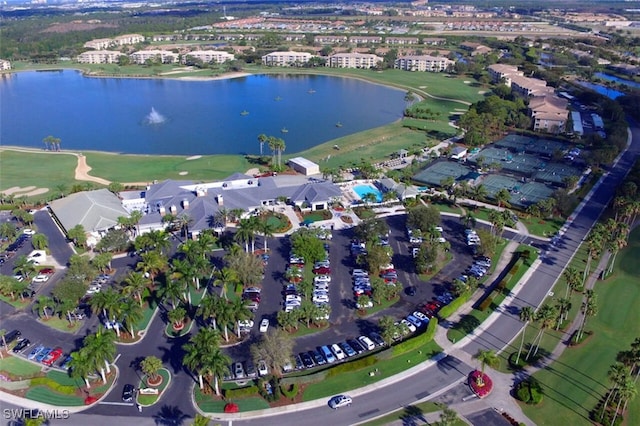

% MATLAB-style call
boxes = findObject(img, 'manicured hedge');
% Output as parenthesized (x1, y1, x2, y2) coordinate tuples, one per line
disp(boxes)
(280, 383, 299, 399)
(479, 297, 493, 311)
(29, 377, 76, 395)
(280, 369, 327, 386)
(515, 378, 544, 405)
(438, 291, 471, 319)
(223, 385, 259, 399)
(392, 317, 439, 356)
(326, 356, 377, 377)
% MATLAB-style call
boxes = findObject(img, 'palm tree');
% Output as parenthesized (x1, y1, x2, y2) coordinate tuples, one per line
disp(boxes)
(257, 133, 268, 156)
(577, 289, 598, 341)
(183, 327, 223, 391)
(515, 306, 535, 365)
(183, 340, 206, 390)
(83, 330, 117, 383)
(89, 288, 121, 321)
(191, 414, 211, 426)
(602, 363, 630, 419)
(0, 329, 7, 355)
(197, 294, 222, 329)
(258, 220, 276, 251)
(475, 349, 499, 385)
(584, 225, 605, 284)
(34, 295, 55, 320)
(235, 218, 254, 252)
(31, 233, 48, 250)
(230, 298, 252, 337)
(140, 356, 163, 384)
(119, 298, 143, 337)
(213, 267, 237, 300)
(555, 297, 572, 329)
(495, 188, 511, 208)
(168, 306, 187, 329)
(176, 213, 193, 238)
(122, 271, 147, 307)
(67, 224, 87, 248)
(203, 348, 230, 396)
(528, 304, 557, 359)
(612, 378, 637, 425)
(470, 184, 488, 201)
(68, 349, 93, 388)
(216, 301, 235, 342)
(161, 278, 185, 310)
(12, 255, 36, 279)
(563, 266, 582, 298)
(129, 210, 143, 237)
(137, 250, 167, 287)
(606, 222, 629, 276)
(197, 232, 217, 256)
(277, 309, 299, 332)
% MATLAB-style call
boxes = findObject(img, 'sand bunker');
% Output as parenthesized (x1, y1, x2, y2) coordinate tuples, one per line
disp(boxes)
(24, 188, 49, 197)
(419, 86, 427, 89)
(186, 155, 202, 161)
(179, 171, 188, 176)
(246, 168, 260, 176)
(478, 90, 487, 94)
(1, 186, 36, 195)
(464, 80, 471, 84)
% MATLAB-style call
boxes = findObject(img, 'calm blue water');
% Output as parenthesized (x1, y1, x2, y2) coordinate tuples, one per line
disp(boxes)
(0, 70, 406, 155)
(576, 81, 625, 100)
(594, 72, 640, 89)
(353, 184, 383, 202)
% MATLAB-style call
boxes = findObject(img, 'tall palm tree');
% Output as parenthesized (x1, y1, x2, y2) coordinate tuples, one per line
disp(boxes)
(183, 342, 206, 390)
(555, 297, 572, 329)
(235, 219, 255, 252)
(203, 348, 230, 396)
(577, 289, 598, 341)
(12, 255, 36, 279)
(89, 288, 121, 322)
(528, 304, 557, 360)
(612, 378, 637, 425)
(606, 223, 629, 275)
(69, 349, 93, 388)
(183, 327, 222, 390)
(213, 267, 237, 300)
(83, 329, 117, 383)
(230, 298, 252, 338)
(602, 362, 630, 419)
(584, 225, 605, 284)
(137, 250, 167, 287)
(215, 300, 235, 342)
(563, 266, 582, 298)
(122, 271, 147, 307)
(516, 306, 535, 365)
(257, 133, 268, 156)
(129, 210, 143, 237)
(197, 232, 217, 256)
(160, 278, 185, 310)
(475, 349, 499, 385)
(178, 240, 202, 263)
(119, 298, 143, 337)
(258, 220, 276, 251)
(33, 295, 55, 319)
(470, 184, 488, 201)
(197, 294, 222, 329)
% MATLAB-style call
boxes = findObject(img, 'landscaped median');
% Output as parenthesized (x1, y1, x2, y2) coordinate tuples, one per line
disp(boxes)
(195, 319, 441, 413)
(137, 368, 171, 407)
(0, 355, 115, 406)
(445, 245, 539, 345)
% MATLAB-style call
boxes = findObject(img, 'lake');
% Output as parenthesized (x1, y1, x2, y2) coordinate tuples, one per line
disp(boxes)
(0, 70, 406, 155)
(594, 72, 640, 90)
(576, 80, 625, 100)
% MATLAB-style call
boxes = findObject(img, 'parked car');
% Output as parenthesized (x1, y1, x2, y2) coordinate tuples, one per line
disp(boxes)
(347, 338, 366, 354)
(122, 384, 135, 402)
(328, 394, 352, 409)
(312, 266, 331, 275)
(358, 336, 375, 351)
(12, 338, 30, 353)
(401, 319, 416, 333)
(300, 352, 315, 369)
(310, 349, 326, 366)
(245, 362, 257, 379)
(35, 347, 53, 363)
(233, 362, 246, 379)
(257, 360, 269, 376)
(32, 274, 50, 283)
(330, 344, 346, 361)
(294, 354, 304, 370)
(59, 355, 72, 370)
(259, 318, 269, 333)
(42, 347, 64, 366)
(369, 332, 386, 347)
(339, 341, 356, 358)
(27, 345, 45, 360)
(4, 330, 21, 345)
(406, 315, 423, 329)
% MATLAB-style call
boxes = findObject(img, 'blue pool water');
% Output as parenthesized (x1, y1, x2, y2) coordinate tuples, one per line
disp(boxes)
(353, 184, 383, 203)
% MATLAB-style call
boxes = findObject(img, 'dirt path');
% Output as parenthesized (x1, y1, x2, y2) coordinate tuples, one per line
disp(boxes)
(75, 154, 111, 185)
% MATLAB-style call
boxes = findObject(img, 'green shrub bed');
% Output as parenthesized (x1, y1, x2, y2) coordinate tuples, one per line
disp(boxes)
(515, 378, 544, 405)
(223, 385, 259, 399)
(326, 356, 377, 377)
(29, 377, 76, 395)
(438, 291, 471, 319)
(392, 317, 438, 356)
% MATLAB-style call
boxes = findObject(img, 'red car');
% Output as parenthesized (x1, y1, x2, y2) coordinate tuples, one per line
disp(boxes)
(313, 267, 331, 275)
(42, 347, 63, 366)
(39, 268, 55, 275)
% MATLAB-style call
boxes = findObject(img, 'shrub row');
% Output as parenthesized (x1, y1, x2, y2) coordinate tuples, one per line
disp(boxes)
(514, 378, 544, 405)
(280, 369, 327, 386)
(478, 297, 493, 312)
(326, 356, 377, 377)
(223, 385, 259, 399)
(392, 317, 439, 356)
(438, 290, 471, 319)
(29, 377, 76, 395)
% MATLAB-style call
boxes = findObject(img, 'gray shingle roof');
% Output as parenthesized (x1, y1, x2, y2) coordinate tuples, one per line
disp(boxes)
(49, 188, 129, 233)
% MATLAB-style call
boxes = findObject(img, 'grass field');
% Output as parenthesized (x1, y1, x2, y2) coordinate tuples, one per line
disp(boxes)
(38, 316, 83, 333)
(0, 150, 77, 197)
(0, 356, 43, 377)
(360, 401, 466, 426)
(520, 227, 640, 426)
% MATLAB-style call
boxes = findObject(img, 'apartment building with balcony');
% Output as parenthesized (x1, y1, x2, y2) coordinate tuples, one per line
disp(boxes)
(184, 50, 235, 64)
(327, 52, 382, 69)
(130, 50, 179, 64)
(77, 50, 125, 64)
(261, 51, 313, 67)
(395, 55, 454, 72)
(487, 63, 524, 87)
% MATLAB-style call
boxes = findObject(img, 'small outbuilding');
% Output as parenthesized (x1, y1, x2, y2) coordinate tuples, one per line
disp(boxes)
(450, 145, 468, 160)
(288, 157, 320, 176)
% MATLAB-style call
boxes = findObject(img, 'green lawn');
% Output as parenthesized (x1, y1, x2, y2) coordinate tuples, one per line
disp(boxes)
(38, 316, 83, 333)
(0, 150, 77, 197)
(519, 215, 565, 238)
(138, 368, 171, 406)
(521, 228, 640, 426)
(25, 386, 85, 406)
(0, 356, 43, 378)
(0, 294, 31, 309)
(302, 341, 442, 401)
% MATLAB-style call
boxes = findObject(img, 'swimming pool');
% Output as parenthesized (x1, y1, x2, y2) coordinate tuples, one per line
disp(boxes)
(353, 184, 383, 203)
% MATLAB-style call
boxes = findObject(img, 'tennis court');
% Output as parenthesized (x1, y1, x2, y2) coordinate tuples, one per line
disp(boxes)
(533, 162, 582, 185)
(494, 134, 568, 158)
(413, 161, 476, 186)
(480, 174, 554, 208)
(468, 147, 542, 176)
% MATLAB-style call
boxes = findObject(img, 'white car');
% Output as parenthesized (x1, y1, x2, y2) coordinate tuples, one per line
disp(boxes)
(434, 226, 444, 232)
(32, 274, 50, 283)
(313, 295, 330, 303)
(314, 275, 331, 283)
(238, 320, 254, 331)
(285, 299, 301, 307)
(86, 286, 101, 294)
(413, 311, 429, 323)
(314, 283, 329, 292)
(328, 394, 352, 409)
(285, 295, 302, 303)
(259, 319, 269, 333)
(22, 228, 36, 235)
(400, 319, 416, 333)
(257, 360, 269, 376)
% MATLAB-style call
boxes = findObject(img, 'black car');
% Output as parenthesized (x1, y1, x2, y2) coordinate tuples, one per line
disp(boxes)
(122, 384, 135, 402)
(310, 349, 326, 365)
(300, 352, 315, 369)
(369, 332, 386, 347)
(347, 338, 365, 354)
(4, 330, 21, 345)
(12, 338, 30, 353)
(405, 286, 417, 296)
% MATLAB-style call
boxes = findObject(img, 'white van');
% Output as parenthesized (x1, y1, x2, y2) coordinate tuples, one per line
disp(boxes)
(358, 335, 375, 351)
(331, 344, 346, 361)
